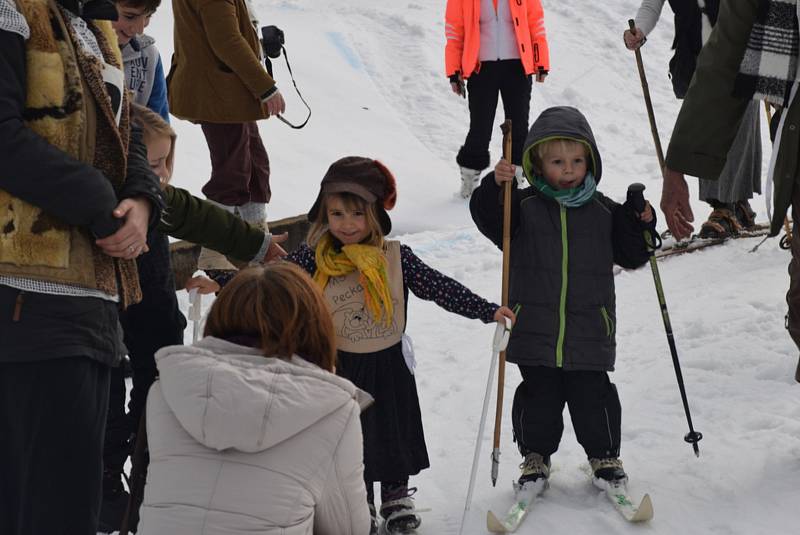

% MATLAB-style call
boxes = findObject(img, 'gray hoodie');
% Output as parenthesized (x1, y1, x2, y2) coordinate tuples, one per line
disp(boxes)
(122, 34, 169, 120)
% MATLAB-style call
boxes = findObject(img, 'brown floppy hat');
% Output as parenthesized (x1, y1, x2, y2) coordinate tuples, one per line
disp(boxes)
(307, 156, 398, 235)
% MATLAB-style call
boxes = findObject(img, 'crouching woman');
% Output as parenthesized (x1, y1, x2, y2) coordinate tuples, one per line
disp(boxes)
(138, 262, 373, 535)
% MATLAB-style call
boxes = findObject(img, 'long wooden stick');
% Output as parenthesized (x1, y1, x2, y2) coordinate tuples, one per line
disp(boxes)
(629, 19, 665, 173)
(491, 119, 513, 486)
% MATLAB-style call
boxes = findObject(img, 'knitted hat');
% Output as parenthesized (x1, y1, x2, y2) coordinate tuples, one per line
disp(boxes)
(308, 156, 398, 235)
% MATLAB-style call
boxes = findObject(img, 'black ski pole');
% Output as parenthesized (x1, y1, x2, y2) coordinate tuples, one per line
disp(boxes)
(628, 183, 703, 457)
(120, 410, 149, 535)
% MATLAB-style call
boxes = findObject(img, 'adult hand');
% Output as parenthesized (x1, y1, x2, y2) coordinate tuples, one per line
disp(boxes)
(661, 167, 694, 240)
(263, 90, 286, 117)
(623, 27, 646, 50)
(494, 305, 516, 326)
(95, 197, 151, 259)
(186, 275, 220, 295)
(450, 72, 466, 97)
(265, 232, 288, 262)
(494, 159, 516, 186)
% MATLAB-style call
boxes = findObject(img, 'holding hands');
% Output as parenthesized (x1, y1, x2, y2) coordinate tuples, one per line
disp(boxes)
(95, 197, 152, 260)
(265, 232, 289, 262)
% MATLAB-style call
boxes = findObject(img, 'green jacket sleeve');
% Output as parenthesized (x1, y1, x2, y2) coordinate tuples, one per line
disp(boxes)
(664, 0, 759, 180)
(158, 185, 268, 262)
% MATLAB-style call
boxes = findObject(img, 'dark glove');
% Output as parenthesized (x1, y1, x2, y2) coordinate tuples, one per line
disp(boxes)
(622, 198, 656, 229)
(449, 72, 466, 98)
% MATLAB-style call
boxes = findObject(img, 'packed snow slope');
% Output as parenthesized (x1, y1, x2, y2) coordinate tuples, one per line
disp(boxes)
(145, 0, 798, 533)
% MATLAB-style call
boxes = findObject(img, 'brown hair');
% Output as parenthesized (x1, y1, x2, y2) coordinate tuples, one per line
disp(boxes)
(115, 0, 162, 15)
(306, 192, 385, 247)
(130, 103, 176, 186)
(204, 263, 337, 371)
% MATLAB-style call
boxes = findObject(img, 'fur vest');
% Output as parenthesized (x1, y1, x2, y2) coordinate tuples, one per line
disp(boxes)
(0, 0, 141, 306)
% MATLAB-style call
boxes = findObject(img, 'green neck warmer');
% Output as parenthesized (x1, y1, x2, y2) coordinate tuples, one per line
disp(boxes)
(532, 172, 597, 208)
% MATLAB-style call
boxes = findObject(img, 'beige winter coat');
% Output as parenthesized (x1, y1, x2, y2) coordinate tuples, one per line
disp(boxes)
(138, 337, 372, 535)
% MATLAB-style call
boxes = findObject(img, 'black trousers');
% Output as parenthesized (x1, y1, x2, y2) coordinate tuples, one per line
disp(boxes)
(512, 365, 621, 460)
(104, 231, 186, 474)
(0, 357, 110, 535)
(457, 59, 532, 171)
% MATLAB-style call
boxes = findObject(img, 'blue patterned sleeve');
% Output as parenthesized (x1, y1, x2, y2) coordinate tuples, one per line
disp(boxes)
(285, 244, 317, 275)
(400, 244, 498, 323)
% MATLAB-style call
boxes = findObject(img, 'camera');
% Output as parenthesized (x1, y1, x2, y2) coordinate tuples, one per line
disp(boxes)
(261, 25, 285, 59)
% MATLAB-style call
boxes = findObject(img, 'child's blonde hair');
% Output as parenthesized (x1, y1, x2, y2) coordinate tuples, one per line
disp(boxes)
(524, 138, 591, 176)
(131, 103, 176, 187)
(306, 192, 385, 248)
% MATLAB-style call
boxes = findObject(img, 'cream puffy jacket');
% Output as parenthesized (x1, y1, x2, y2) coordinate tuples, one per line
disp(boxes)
(138, 337, 372, 535)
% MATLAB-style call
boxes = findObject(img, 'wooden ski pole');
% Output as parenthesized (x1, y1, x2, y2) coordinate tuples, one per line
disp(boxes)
(629, 19, 666, 174)
(491, 119, 513, 486)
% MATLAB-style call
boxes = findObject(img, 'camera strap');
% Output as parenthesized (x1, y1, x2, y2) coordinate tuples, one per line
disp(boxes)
(273, 45, 311, 129)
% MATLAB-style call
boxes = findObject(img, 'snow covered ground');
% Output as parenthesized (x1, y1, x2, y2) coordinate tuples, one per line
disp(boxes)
(142, 0, 799, 533)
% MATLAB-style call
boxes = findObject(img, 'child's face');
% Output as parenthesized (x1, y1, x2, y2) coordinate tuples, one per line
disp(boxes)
(145, 134, 171, 183)
(113, 4, 152, 46)
(540, 143, 588, 190)
(326, 195, 370, 245)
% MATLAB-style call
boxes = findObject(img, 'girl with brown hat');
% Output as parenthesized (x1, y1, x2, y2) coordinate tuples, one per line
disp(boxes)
(285, 156, 516, 534)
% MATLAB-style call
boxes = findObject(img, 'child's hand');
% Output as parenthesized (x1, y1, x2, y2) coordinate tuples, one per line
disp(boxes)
(639, 201, 654, 224)
(186, 275, 220, 295)
(494, 305, 516, 327)
(494, 160, 516, 186)
(265, 232, 288, 262)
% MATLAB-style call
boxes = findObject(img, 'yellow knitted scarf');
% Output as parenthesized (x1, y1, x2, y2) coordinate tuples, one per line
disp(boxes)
(314, 233, 394, 326)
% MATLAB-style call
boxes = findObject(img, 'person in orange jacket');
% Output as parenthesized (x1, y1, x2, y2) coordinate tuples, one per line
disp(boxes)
(445, 0, 550, 198)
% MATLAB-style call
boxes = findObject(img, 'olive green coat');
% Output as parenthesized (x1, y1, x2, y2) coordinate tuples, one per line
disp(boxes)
(158, 185, 266, 262)
(665, 0, 800, 236)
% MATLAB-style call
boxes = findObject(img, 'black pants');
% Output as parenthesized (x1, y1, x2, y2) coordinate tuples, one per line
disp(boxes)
(457, 59, 532, 171)
(512, 365, 621, 460)
(0, 357, 110, 535)
(104, 231, 186, 475)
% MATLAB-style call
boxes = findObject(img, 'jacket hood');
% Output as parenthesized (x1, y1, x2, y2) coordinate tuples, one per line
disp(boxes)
(122, 34, 156, 60)
(522, 106, 603, 184)
(154, 337, 372, 453)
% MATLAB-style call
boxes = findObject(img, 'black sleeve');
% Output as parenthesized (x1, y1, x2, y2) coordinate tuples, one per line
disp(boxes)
(468, 172, 525, 249)
(605, 194, 656, 269)
(119, 124, 165, 229)
(0, 31, 120, 238)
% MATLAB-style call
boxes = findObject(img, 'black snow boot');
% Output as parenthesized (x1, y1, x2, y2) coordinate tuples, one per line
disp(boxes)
(98, 468, 130, 533)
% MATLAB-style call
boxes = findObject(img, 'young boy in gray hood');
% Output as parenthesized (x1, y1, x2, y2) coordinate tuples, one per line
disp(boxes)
(114, 0, 169, 121)
(470, 106, 655, 491)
